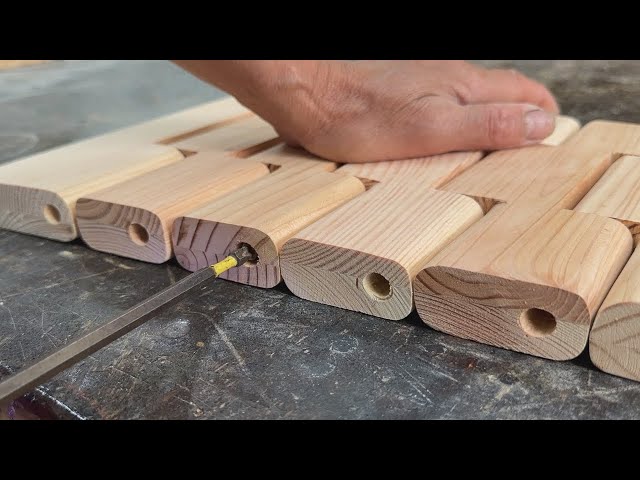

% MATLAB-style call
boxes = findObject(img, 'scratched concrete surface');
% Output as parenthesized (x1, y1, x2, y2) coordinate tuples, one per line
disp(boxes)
(1, 60, 640, 419)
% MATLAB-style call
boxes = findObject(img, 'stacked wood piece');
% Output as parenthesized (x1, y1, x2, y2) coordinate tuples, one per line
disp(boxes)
(172, 145, 365, 288)
(6, 96, 640, 384)
(576, 156, 640, 381)
(414, 120, 640, 361)
(76, 116, 279, 263)
(0, 97, 251, 241)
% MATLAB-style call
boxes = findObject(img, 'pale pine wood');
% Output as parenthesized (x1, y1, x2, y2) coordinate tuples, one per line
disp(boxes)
(540, 116, 581, 146)
(0, 96, 251, 241)
(166, 115, 280, 157)
(105, 97, 250, 144)
(280, 152, 484, 320)
(336, 151, 482, 186)
(413, 119, 640, 361)
(76, 154, 270, 263)
(277, 115, 579, 320)
(282, 184, 483, 320)
(248, 143, 339, 172)
(75, 116, 279, 262)
(172, 152, 365, 288)
(0, 141, 183, 241)
(0, 60, 48, 70)
(576, 155, 640, 244)
(589, 250, 640, 381)
(573, 155, 640, 381)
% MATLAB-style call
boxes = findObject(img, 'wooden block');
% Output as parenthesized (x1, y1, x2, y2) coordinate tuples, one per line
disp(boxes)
(589, 248, 640, 381)
(75, 116, 278, 263)
(107, 97, 251, 144)
(278, 116, 579, 320)
(413, 119, 640, 361)
(0, 60, 48, 70)
(575, 155, 640, 381)
(0, 96, 251, 241)
(540, 116, 581, 146)
(172, 148, 365, 288)
(576, 155, 640, 242)
(0, 141, 183, 241)
(280, 152, 484, 320)
(166, 115, 280, 156)
(336, 151, 482, 186)
(76, 155, 270, 264)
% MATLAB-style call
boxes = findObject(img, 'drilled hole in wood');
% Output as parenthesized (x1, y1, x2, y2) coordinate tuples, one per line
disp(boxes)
(363, 273, 392, 300)
(43, 204, 61, 225)
(238, 243, 258, 267)
(519, 308, 556, 337)
(128, 223, 149, 246)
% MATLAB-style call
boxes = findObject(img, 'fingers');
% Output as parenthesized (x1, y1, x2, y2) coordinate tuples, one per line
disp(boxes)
(409, 100, 557, 154)
(461, 68, 560, 114)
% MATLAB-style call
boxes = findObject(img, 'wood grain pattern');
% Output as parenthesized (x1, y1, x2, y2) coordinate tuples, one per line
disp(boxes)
(166, 115, 279, 156)
(0, 141, 183, 241)
(336, 151, 483, 186)
(76, 154, 270, 263)
(278, 116, 579, 320)
(282, 184, 483, 320)
(172, 155, 365, 288)
(75, 116, 279, 262)
(280, 152, 484, 319)
(576, 155, 640, 241)
(540, 116, 581, 146)
(574, 155, 640, 380)
(413, 119, 640, 361)
(589, 255, 640, 382)
(0, 96, 251, 241)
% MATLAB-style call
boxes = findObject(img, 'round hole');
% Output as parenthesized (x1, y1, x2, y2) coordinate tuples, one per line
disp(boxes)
(128, 223, 149, 246)
(362, 273, 392, 300)
(43, 204, 61, 225)
(237, 243, 258, 267)
(519, 308, 557, 337)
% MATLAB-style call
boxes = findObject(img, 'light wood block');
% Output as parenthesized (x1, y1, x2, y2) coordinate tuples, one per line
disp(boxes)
(539, 116, 581, 146)
(0, 96, 251, 241)
(76, 154, 270, 263)
(576, 155, 640, 243)
(75, 116, 279, 263)
(0, 141, 183, 241)
(278, 116, 579, 320)
(172, 147, 365, 288)
(575, 155, 640, 381)
(414, 119, 640, 361)
(280, 152, 484, 320)
(0, 60, 48, 70)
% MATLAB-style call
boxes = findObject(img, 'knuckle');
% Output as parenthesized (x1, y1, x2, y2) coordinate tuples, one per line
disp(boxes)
(456, 69, 484, 103)
(485, 108, 518, 145)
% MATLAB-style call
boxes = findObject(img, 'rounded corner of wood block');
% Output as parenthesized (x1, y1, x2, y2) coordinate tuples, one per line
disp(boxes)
(413, 266, 591, 361)
(0, 185, 76, 241)
(76, 198, 171, 263)
(558, 115, 581, 129)
(280, 238, 413, 321)
(589, 303, 640, 382)
(172, 216, 280, 288)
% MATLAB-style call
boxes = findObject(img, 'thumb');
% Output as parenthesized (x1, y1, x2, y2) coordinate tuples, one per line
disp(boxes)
(443, 103, 557, 151)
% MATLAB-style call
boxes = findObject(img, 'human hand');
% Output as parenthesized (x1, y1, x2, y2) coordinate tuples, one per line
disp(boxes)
(174, 60, 559, 163)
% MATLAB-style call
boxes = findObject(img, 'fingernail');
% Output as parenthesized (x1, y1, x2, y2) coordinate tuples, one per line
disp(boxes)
(525, 110, 555, 141)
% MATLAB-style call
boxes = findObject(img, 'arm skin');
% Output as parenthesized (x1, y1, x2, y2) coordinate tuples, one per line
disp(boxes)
(173, 60, 560, 163)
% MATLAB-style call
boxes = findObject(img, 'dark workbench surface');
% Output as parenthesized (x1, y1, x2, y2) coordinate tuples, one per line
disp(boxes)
(2, 60, 640, 420)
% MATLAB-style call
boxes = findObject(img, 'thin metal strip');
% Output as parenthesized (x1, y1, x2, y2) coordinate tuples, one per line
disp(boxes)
(0, 267, 214, 404)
